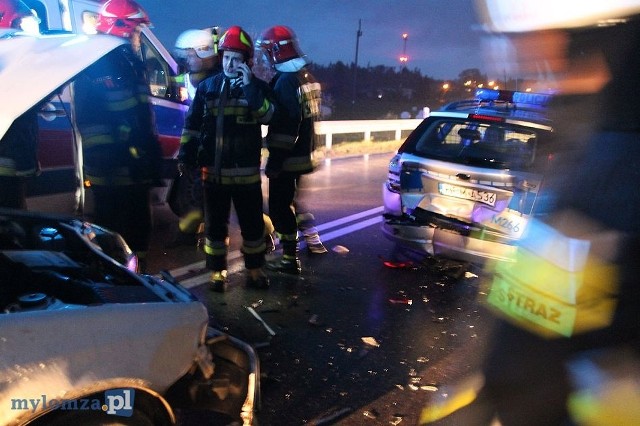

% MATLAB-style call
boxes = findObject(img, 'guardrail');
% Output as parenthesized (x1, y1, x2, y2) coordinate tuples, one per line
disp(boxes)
(262, 119, 423, 149)
(315, 119, 422, 149)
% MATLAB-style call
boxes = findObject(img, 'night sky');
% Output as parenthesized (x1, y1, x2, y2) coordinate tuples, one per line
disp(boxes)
(143, 0, 485, 80)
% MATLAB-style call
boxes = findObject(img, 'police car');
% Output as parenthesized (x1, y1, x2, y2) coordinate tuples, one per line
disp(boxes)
(382, 89, 555, 263)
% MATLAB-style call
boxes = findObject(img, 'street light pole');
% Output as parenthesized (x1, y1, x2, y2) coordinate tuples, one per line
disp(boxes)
(399, 32, 408, 68)
(352, 19, 362, 103)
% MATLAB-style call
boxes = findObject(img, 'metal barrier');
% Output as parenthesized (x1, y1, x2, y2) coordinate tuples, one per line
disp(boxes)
(262, 119, 423, 149)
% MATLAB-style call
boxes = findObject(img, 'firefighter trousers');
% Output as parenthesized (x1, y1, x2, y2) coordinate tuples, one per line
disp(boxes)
(268, 173, 301, 256)
(203, 181, 266, 271)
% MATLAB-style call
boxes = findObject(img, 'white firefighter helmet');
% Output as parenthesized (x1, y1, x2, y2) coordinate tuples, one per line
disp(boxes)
(175, 28, 216, 59)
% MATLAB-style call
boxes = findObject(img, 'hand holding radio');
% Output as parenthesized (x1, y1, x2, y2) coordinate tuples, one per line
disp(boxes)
(236, 62, 252, 85)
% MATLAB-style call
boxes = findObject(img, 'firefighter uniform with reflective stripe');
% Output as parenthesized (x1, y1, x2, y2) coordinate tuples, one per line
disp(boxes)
(170, 66, 220, 239)
(74, 45, 161, 262)
(178, 73, 274, 272)
(265, 69, 322, 259)
(0, 106, 39, 209)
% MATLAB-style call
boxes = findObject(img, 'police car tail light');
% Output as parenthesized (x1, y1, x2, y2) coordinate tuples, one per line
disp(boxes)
(469, 114, 504, 123)
(386, 154, 402, 192)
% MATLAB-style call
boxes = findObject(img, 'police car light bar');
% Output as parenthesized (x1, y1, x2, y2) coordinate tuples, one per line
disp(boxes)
(475, 88, 552, 109)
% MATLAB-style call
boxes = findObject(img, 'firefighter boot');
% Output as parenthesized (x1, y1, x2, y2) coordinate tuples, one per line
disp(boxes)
(266, 237, 301, 275)
(165, 210, 203, 248)
(209, 270, 228, 292)
(247, 268, 270, 289)
(264, 213, 277, 253)
(297, 213, 328, 255)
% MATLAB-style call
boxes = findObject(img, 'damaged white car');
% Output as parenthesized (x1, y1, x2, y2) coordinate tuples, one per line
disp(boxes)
(0, 29, 259, 426)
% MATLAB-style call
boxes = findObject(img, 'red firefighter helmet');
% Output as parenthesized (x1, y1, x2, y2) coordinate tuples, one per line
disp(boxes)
(218, 25, 254, 59)
(95, 0, 151, 38)
(0, 0, 39, 32)
(256, 25, 305, 65)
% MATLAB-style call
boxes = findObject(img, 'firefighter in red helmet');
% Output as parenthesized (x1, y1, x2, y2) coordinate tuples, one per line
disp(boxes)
(95, 0, 151, 54)
(73, 0, 161, 272)
(178, 26, 275, 291)
(256, 25, 327, 277)
(95, 0, 150, 38)
(0, 0, 40, 35)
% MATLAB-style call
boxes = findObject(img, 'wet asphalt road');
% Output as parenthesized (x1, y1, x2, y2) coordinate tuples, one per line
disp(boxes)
(146, 153, 497, 425)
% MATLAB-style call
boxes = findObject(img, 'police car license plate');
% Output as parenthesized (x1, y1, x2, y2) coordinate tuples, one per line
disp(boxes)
(438, 183, 496, 207)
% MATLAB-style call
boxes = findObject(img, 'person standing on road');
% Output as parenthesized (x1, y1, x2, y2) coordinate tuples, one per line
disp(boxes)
(174, 27, 221, 105)
(421, 2, 640, 425)
(169, 27, 278, 251)
(167, 27, 221, 247)
(256, 25, 328, 276)
(178, 26, 274, 291)
(73, 0, 161, 272)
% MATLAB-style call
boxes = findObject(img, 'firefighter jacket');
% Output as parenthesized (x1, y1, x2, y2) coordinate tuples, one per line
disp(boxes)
(172, 64, 221, 105)
(178, 73, 274, 185)
(265, 68, 322, 175)
(74, 45, 162, 187)
(0, 106, 39, 178)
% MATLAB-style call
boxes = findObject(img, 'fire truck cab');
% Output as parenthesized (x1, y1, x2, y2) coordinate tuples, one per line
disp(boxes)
(20, 0, 193, 216)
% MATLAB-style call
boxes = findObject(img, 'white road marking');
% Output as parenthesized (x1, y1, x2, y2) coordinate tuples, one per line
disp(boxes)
(169, 206, 384, 289)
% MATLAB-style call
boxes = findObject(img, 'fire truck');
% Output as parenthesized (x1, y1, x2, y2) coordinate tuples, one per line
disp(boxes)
(19, 0, 194, 216)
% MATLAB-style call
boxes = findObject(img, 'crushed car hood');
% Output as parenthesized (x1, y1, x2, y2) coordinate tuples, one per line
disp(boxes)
(0, 30, 126, 139)
(0, 302, 208, 425)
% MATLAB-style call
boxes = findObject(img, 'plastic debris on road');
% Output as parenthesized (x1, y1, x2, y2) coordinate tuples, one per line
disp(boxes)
(308, 314, 321, 326)
(379, 255, 415, 269)
(389, 297, 413, 305)
(246, 306, 277, 336)
(361, 336, 380, 347)
(332, 245, 350, 253)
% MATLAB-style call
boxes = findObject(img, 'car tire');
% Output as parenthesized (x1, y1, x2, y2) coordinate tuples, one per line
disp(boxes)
(30, 408, 158, 426)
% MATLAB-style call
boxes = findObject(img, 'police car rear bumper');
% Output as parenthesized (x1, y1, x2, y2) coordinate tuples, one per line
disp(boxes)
(382, 214, 517, 264)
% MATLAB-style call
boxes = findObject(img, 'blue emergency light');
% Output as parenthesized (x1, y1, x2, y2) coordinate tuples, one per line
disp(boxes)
(475, 89, 552, 109)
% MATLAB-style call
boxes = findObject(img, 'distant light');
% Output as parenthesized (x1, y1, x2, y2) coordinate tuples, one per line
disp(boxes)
(402, 33, 408, 39)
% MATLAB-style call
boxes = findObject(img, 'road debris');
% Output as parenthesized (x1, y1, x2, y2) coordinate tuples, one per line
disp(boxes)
(332, 245, 350, 253)
(389, 297, 413, 305)
(361, 336, 380, 347)
(246, 306, 276, 336)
